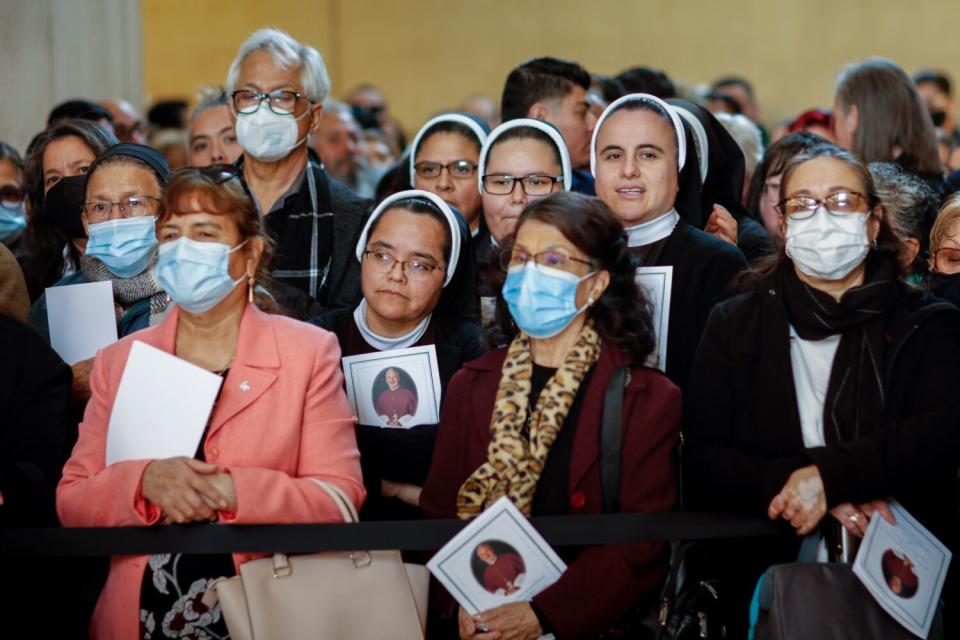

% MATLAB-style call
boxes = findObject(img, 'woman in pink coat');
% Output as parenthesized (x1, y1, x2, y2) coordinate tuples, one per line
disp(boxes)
(56, 164, 365, 640)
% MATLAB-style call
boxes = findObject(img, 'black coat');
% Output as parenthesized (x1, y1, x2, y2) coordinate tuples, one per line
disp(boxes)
(683, 274, 960, 633)
(0, 314, 74, 526)
(648, 220, 748, 389)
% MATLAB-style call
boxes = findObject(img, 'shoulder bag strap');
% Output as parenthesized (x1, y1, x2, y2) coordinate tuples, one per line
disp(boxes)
(601, 365, 628, 514)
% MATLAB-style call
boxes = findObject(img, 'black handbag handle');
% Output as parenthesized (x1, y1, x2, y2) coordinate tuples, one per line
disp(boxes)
(600, 365, 628, 514)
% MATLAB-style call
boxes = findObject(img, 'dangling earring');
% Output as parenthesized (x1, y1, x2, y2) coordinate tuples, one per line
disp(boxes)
(248, 276, 255, 303)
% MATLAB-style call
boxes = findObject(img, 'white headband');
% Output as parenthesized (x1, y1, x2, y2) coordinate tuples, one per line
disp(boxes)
(477, 118, 572, 193)
(355, 190, 462, 287)
(590, 93, 687, 176)
(408, 114, 489, 185)
(673, 106, 709, 183)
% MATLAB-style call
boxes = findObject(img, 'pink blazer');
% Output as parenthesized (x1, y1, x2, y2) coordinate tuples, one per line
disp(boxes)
(56, 304, 365, 640)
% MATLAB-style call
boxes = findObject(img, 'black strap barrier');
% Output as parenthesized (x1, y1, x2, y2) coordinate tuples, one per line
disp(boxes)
(0, 513, 787, 556)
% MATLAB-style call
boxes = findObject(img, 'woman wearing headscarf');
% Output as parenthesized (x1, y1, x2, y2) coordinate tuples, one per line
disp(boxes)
(684, 143, 960, 635)
(408, 113, 490, 238)
(669, 98, 773, 261)
(312, 189, 486, 519)
(58, 164, 363, 640)
(422, 191, 680, 639)
(475, 118, 571, 326)
(592, 93, 747, 389)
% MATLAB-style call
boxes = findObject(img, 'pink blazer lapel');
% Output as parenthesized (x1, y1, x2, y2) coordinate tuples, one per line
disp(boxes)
(206, 305, 280, 438)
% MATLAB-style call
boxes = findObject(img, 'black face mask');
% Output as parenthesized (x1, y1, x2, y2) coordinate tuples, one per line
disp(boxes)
(931, 110, 947, 128)
(44, 174, 87, 239)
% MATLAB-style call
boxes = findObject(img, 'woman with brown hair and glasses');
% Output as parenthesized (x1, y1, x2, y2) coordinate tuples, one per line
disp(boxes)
(684, 143, 960, 636)
(926, 192, 960, 307)
(57, 163, 364, 639)
(312, 189, 485, 520)
(422, 191, 680, 639)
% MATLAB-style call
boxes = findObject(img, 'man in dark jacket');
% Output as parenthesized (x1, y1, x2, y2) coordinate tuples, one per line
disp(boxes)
(227, 28, 370, 317)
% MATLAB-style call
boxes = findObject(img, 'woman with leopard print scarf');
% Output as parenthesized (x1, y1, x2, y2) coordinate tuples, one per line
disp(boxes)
(422, 191, 682, 639)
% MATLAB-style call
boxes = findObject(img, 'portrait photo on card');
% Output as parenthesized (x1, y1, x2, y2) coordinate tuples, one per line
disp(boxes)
(341, 345, 441, 429)
(634, 266, 672, 372)
(429, 502, 566, 615)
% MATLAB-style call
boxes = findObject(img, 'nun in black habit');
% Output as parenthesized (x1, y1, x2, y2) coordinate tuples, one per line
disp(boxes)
(669, 98, 774, 262)
(591, 93, 748, 389)
(311, 190, 486, 520)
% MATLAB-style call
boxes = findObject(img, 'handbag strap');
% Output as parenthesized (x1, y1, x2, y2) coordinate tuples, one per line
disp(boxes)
(601, 365, 628, 514)
(309, 478, 359, 523)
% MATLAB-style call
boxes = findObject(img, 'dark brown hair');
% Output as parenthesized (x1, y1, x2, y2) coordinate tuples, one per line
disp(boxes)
(835, 58, 941, 175)
(494, 191, 656, 363)
(735, 143, 904, 291)
(745, 131, 827, 221)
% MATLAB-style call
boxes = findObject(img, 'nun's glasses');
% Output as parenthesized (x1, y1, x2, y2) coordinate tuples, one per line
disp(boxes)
(482, 174, 563, 196)
(414, 160, 476, 180)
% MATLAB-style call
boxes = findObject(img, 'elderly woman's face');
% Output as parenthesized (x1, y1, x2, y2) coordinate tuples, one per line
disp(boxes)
(481, 138, 562, 244)
(157, 192, 259, 285)
(415, 132, 482, 230)
(594, 109, 679, 227)
(189, 105, 241, 167)
(512, 218, 597, 310)
(933, 218, 960, 275)
(43, 135, 96, 194)
(82, 164, 161, 233)
(362, 208, 448, 327)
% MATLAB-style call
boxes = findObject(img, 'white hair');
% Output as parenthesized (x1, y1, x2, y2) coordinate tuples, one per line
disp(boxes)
(226, 28, 331, 104)
(714, 112, 763, 180)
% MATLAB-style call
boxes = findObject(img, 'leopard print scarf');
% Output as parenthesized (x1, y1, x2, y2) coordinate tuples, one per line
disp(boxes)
(457, 319, 602, 518)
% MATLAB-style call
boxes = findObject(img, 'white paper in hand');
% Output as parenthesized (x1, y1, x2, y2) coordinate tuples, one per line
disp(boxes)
(46, 281, 118, 364)
(853, 502, 951, 638)
(427, 497, 566, 618)
(105, 341, 224, 465)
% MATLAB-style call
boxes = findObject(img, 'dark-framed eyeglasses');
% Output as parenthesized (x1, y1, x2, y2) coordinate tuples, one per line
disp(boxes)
(362, 249, 446, 280)
(414, 160, 477, 180)
(170, 163, 241, 185)
(776, 190, 869, 219)
(231, 89, 306, 115)
(0, 186, 25, 208)
(82, 195, 161, 223)
(499, 247, 594, 274)
(483, 174, 563, 196)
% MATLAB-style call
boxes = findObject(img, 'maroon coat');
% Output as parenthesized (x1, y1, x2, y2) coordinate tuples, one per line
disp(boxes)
(421, 344, 681, 639)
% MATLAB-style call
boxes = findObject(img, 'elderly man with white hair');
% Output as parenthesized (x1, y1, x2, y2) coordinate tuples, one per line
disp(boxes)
(228, 28, 370, 316)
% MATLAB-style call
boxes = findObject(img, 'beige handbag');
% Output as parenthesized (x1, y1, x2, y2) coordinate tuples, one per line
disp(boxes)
(203, 479, 428, 640)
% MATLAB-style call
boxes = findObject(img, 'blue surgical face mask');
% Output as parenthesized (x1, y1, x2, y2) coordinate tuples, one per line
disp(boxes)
(0, 202, 26, 243)
(85, 215, 159, 278)
(153, 237, 248, 314)
(502, 262, 595, 339)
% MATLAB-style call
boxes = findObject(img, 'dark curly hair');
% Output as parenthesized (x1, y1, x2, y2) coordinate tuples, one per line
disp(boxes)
(492, 191, 656, 363)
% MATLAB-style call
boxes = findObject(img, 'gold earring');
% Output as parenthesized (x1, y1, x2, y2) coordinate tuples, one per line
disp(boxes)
(247, 276, 255, 303)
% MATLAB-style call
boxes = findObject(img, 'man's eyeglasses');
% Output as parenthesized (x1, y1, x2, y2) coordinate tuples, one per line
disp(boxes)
(363, 250, 445, 280)
(0, 186, 25, 209)
(483, 174, 563, 196)
(776, 190, 869, 219)
(82, 196, 160, 223)
(231, 89, 307, 115)
(414, 160, 477, 180)
(499, 248, 593, 274)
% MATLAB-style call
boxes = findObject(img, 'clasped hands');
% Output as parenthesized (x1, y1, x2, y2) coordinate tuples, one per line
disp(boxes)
(141, 456, 237, 524)
(768, 465, 895, 537)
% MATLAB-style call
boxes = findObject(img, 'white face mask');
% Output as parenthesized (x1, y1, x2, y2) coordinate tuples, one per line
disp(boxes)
(235, 106, 310, 163)
(785, 207, 871, 281)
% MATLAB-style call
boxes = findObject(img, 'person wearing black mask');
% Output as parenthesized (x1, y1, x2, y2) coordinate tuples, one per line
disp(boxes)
(927, 193, 960, 306)
(226, 28, 371, 317)
(591, 93, 747, 389)
(684, 143, 960, 636)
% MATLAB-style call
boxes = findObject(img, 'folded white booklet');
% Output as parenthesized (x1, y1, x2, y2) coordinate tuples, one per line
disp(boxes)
(105, 341, 224, 465)
(46, 280, 118, 365)
(428, 496, 566, 617)
(341, 345, 442, 428)
(853, 502, 951, 639)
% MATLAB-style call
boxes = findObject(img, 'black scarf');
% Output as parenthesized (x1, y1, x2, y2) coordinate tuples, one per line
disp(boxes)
(781, 255, 900, 443)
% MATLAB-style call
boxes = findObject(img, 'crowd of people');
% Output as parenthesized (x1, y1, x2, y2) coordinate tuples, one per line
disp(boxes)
(2, 26, 960, 640)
